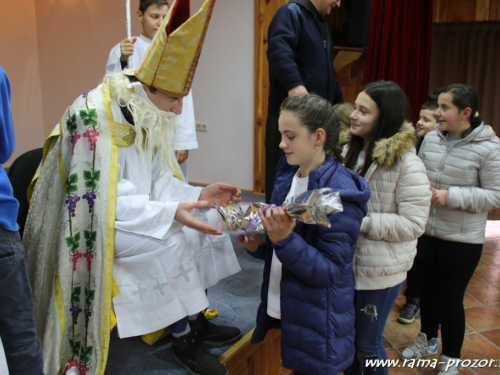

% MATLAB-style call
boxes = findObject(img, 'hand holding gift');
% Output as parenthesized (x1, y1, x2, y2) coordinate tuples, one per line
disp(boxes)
(259, 205, 296, 245)
(217, 188, 343, 246)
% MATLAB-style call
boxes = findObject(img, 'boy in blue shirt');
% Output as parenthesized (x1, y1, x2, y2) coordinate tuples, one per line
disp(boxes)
(0, 65, 43, 375)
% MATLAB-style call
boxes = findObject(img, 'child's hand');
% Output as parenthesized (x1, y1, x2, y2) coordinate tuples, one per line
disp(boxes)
(430, 188, 448, 207)
(120, 37, 137, 62)
(259, 206, 295, 245)
(237, 234, 265, 252)
(175, 150, 189, 164)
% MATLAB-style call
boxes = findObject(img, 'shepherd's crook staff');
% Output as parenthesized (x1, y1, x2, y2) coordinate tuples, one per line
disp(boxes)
(126, 0, 132, 68)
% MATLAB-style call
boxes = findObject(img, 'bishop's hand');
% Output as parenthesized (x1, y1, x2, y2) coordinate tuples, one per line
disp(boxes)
(199, 183, 242, 208)
(174, 201, 222, 235)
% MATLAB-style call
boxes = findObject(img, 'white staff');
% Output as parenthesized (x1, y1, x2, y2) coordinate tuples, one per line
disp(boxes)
(126, 0, 132, 68)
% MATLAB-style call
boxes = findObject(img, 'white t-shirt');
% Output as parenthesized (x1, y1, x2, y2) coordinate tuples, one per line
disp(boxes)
(355, 150, 366, 173)
(267, 170, 309, 319)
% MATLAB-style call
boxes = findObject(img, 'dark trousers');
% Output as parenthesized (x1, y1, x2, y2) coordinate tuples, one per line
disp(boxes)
(0, 227, 43, 374)
(265, 114, 284, 203)
(169, 316, 189, 334)
(404, 243, 424, 299)
(418, 234, 482, 358)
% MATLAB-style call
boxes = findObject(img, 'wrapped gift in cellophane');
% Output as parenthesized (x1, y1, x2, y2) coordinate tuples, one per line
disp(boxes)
(214, 188, 343, 237)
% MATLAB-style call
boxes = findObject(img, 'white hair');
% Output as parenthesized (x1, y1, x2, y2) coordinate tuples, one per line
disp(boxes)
(107, 73, 179, 175)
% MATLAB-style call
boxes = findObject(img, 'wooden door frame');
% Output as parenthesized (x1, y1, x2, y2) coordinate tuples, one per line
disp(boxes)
(253, 0, 288, 195)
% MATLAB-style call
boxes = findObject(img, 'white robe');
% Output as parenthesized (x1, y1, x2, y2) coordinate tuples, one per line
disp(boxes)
(0, 336, 8, 375)
(110, 101, 240, 338)
(106, 35, 198, 179)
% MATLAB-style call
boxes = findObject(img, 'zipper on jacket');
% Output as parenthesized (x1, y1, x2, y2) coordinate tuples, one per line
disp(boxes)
(431, 149, 449, 236)
(436, 150, 449, 190)
(431, 131, 469, 236)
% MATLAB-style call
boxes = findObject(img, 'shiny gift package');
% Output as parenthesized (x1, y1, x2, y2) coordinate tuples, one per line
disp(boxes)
(215, 188, 343, 236)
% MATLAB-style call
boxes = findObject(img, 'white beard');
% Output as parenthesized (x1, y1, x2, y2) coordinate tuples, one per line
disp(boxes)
(107, 73, 179, 174)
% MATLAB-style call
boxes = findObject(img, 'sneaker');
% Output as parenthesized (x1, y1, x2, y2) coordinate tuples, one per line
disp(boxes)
(398, 297, 420, 324)
(190, 312, 242, 347)
(171, 330, 228, 375)
(401, 332, 438, 359)
(438, 354, 460, 375)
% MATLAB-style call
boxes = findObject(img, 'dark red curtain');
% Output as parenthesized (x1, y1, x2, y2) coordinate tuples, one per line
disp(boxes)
(364, 0, 434, 123)
(429, 22, 500, 136)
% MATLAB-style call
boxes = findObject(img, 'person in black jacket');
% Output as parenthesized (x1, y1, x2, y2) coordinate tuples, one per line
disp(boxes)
(265, 0, 344, 202)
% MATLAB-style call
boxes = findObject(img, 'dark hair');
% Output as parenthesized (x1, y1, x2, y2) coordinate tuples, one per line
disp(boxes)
(441, 84, 482, 137)
(421, 100, 438, 112)
(420, 87, 442, 114)
(280, 94, 343, 163)
(139, 0, 168, 13)
(344, 81, 410, 177)
(428, 86, 446, 102)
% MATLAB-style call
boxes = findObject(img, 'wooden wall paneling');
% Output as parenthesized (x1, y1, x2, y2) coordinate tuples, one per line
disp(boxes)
(477, 0, 492, 20)
(492, 0, 500, 19)
(434, 0, 449, 22)
(334, 47, 365, 105)
(254, 0, 288, 194)
(448, 0, 477, 22)
(434, 0, 500, 23)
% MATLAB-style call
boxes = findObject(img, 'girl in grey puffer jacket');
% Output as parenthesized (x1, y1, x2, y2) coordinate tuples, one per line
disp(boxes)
(402, 84, 500, 375)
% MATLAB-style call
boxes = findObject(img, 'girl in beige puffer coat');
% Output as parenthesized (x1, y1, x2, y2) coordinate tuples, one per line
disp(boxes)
(343, 81, 431, 375)
(402, 84, 500, 375)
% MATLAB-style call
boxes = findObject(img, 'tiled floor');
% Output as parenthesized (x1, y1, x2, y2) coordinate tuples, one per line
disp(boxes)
(385, 221, 500, 374)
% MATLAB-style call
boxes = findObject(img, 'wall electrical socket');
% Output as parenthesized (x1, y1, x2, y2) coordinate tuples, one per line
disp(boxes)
(195, 122, 208, 132)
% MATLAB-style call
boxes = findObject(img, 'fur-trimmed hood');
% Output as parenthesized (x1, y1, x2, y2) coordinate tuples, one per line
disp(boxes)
(351, 120, 430, 290)
(341, 121, 417, 168)
(372, 122, 416, 168)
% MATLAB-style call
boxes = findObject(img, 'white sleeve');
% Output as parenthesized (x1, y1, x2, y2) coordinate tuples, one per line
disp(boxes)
(105, 43, 123, 75)
(151, 168, 203, 203)
(173, 91, 199, 151)
(115, 167, 202, 240)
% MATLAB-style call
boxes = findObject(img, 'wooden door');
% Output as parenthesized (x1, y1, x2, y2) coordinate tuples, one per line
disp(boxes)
(254, 0, 288, 194)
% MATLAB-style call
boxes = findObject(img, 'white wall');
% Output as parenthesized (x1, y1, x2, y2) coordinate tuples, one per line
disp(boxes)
(189, 0, 254, 190)
(1, 0, 255, 191)
(33, 0, 143, 135)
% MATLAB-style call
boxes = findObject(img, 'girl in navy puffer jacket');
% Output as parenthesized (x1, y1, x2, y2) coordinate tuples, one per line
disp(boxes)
(238, 94, 370, 375)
